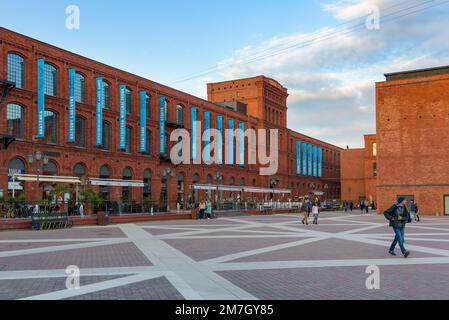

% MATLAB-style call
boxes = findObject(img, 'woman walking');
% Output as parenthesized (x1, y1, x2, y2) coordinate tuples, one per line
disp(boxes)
(205, 199, 212, 220)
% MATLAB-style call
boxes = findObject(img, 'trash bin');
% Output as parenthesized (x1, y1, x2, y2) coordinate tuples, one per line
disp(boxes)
(97, 211, 110, 226)
(191, 208, 198, 220)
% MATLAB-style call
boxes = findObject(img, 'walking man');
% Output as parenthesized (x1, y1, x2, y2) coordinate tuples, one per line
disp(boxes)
(349, 201, 354, 212)
(384, 197, 412, 258)
(312, 202, 320, 225)
(364, 199, 369, 214)
(344, 200, 348, 213)
(411, 200, 420, 222)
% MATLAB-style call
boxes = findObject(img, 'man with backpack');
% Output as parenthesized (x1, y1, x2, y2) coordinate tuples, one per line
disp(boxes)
(384, 197, 412, 258)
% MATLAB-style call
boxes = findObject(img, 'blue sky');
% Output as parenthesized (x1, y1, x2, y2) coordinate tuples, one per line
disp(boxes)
(2, 0, 449, 147)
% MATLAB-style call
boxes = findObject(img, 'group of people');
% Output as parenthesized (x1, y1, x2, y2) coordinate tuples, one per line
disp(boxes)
(197, 199, 213, 220)
(343, 200, 375, 213)
(300, 200, 320, 225)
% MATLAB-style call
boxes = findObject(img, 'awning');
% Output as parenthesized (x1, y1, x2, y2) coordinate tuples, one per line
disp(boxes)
(13, 174, 81, 184)
(192, 184, 291, 194)
(89, 178, 145, 187)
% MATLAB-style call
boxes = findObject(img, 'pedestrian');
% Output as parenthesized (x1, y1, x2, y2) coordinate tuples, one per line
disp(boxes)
(360, 201, 365, 213)
(349, 201, 354, 212)
(364, 199, 369, 214)
(302, 200, 311, 225)
(79, 203, 84, 218)
(312, 202, 320, 225)
(344, 200, 349, 213)
(198, 200, 206, 220)
(412, 201, 421, 222)
(205, 199, 212, 220)
(384, 197, 412, 258)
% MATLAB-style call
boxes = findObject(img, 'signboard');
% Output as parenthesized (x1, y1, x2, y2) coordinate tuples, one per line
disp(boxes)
(95, 77, 104, 146)
(37, 58, 45, 138)
(217, 115, 223, 165)
(204, 111, 211, 163)
(119, 85, 127, 150)
(159, 97, 167, 155)
(308, 144, 313, 176)
(68, 68, 76, 142)
(318, 147, 323, 177)
(313, 145, 318, 177)
(90, 179, 144, 187)
(238, 122, 244, 167)
(302, 142, 307, 175)
(8, 169, 24, 190)
(228, 119, 234, 165)
(190, 107, 197, 160)
(296, 140, 301, 175)
(139, 91, 147, 153)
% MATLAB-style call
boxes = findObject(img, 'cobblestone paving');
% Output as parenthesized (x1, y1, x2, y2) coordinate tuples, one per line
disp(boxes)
(0, 212, 449, 300)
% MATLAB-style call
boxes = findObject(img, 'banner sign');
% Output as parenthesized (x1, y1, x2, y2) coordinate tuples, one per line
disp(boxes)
(8, 169, 24, 190)
(159, 96, 167, 155)
(217, 116, 223, 165)
(302, 142, 307, 175)
(68, 68, 76, 143)
(95, 77, 104, 146)
(318, 146, 323, 177)
(140, 91, 147, 153)
(238, 122, 244, 167)
(204, 111, 211, 163)
(296, 140, 301, 175)
(308, 144, 313, 176)
(228, 119, 234, 165)
(313, 145, 318, 177)
(119, 85, 127, 150)
(190, 107, 197, 160)
(37, 58, 45, 138)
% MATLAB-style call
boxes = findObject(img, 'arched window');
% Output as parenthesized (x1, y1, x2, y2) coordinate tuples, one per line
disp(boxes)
(9, 157, 26, 171)
(146, 94, 151, 119)
(74, 73, 85, 103)
(125, 88, 132, 115)
(230, 177, 235, 185)
(240, 177, 245, 186)
(145, 129, 152, 154)
(252, 178, 257, 187)
(206, 174, 213, 185)
(176, 105, 184, 126)
(103, 81, 110, 109)
(44, 110, 57, 144)
(102, 121, 110, 150)
(43, 160, 58, 175)
(75, 116, 86, 147)
(7, 53, 25, 89)
(7, 104, 24, 139)
(73, 163, 86, 178)
(44, 63, 57, 96)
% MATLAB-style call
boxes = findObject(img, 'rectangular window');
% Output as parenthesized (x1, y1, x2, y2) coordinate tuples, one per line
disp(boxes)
(102, 122, 110, 150)
(43, 64, 57, 96)
(373, 143, 377, 157)
(125, 126, 132, 153)
(75, 117, 85, 147)
(103, 83, 110, 109)
(126, 89, 132, 115)
(373, 162, 377, 177)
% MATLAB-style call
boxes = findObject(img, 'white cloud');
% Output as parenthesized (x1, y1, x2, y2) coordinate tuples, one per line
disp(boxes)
(206, 0, 449, 148)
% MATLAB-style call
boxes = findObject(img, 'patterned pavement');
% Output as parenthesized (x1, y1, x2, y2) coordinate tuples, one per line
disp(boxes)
(1, 212, 449, 300)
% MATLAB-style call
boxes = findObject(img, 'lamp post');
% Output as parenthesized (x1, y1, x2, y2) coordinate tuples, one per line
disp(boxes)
(28, 151, 49, 213)
(214, 171, 222, 210)
(0, 80, 16, 150)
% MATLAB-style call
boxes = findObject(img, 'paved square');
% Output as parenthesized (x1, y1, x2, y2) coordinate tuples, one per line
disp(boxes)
(1, 212, 449, 300)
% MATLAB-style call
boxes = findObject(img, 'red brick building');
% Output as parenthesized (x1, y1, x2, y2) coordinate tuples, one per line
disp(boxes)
(0, 27, 341, 211)
(376, 66, 449, 216)
(340, 134, 377, 205)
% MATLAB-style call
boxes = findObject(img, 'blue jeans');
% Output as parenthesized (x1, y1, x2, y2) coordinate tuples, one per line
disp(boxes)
(390, 227, 406, 254)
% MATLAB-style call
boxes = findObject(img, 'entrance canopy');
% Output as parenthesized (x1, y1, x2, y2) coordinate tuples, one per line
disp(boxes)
(89, 178, 144, 187)
(193, 184, 291, 194)
(13, 174, 81, 184)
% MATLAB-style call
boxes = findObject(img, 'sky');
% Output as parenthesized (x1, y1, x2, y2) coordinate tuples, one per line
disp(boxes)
(2, 0, 449, 148)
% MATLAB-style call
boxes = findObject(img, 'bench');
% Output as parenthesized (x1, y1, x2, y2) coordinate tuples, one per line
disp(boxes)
(31, 212, 74, 230)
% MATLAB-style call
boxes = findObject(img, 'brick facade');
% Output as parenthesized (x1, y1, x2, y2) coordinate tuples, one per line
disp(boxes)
(376, 67, 449, 216)
(0, 27, 341, 211)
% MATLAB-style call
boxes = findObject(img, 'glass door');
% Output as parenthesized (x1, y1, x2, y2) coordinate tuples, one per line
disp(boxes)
(444, 196, 449, 216)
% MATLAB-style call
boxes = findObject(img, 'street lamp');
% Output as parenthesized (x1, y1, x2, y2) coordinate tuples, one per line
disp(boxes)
(0, 80, 16, 150)
(28, 151, 49, 213)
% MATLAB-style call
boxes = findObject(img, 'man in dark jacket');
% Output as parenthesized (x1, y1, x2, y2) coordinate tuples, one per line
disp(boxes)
(384, 197, 412, 258)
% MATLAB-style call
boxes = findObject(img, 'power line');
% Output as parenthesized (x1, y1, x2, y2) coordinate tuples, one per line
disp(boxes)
(168, 0, 448, 85)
